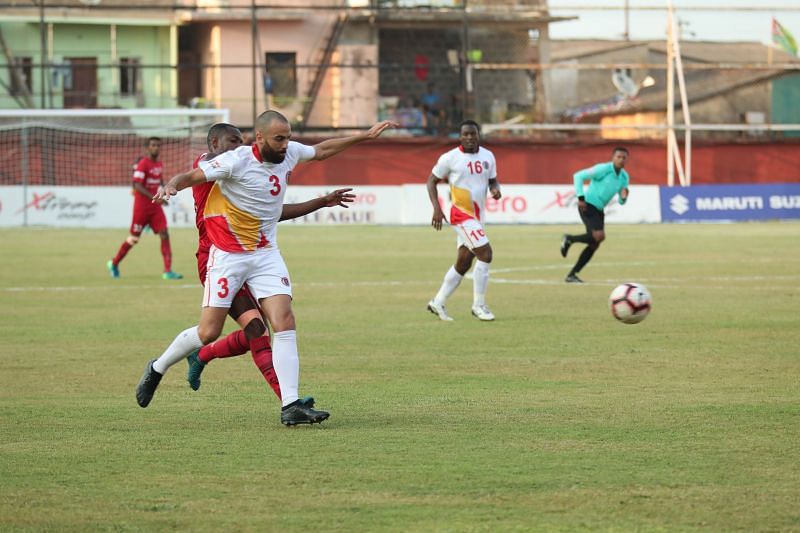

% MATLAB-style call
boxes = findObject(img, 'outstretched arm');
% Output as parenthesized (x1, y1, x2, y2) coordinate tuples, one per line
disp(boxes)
(427, 173, 448, 231)
(311, 120, 398, 161)
(153, 168, 206, 203)
(280, 188, 356, 221)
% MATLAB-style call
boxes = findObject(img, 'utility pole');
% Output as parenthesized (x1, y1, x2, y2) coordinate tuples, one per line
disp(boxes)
(38, 0, 46, 108)
(624, 0, 630, 40)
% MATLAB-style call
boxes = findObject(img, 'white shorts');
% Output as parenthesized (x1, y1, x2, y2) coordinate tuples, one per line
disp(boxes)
(453, 218, 490, 250)
(202, 245, 292, 308)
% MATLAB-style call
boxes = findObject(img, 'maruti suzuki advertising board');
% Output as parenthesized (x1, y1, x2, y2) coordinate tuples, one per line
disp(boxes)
(660, 183, 800, 222)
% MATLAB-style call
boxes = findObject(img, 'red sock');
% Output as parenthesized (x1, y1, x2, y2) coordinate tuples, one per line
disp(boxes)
(250, 336, 281, 399)
(161, 239, 172, 272)
(198, 329, 248, 363)
(112, 241, 132, 265)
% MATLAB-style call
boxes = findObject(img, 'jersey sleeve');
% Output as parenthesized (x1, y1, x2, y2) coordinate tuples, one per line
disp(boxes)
(192, 153, 207, 170)
(289, 141, 317, 163)
(132, 159, 147, 183)
(431, 152, 452, 180)
(198, 151, 234, 182)
(573, 163, 606, 196)
(489, 152, 498, 180)
(618, 172, 630, 205)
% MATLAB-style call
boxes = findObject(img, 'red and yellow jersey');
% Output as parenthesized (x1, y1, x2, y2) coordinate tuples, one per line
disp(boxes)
(197, 142, 316, 253)
(432, 145, 497, 225)
(133, 157, 163, 199)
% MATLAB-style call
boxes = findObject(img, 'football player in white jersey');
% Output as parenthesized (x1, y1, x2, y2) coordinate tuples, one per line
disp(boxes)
(136, 111, 396, 426)
(426, 120, 502, 321)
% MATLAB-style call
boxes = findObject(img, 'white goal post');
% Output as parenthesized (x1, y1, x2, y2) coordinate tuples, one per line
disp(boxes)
(0, 108, 230, 188)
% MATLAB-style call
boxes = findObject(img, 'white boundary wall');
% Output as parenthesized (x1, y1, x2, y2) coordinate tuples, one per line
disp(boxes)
(0, 185, 661, 227)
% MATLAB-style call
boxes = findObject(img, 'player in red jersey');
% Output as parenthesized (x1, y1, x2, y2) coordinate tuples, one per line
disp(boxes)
(107, 137, 183, 280)
(185, 122, 352, 406)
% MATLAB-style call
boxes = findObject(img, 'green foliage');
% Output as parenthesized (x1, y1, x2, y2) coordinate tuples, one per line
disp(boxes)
(1, 224, 799, 531)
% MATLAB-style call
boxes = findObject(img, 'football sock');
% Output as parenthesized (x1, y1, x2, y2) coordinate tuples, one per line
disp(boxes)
(272, 330, 300, 407)
(112, 241, 132, 265)
(434, 266, 463, 305)
(250, 336, 282, 399)
(160, 239, 172, 272)
(472, 260, 490, 306)
(571, 246, 597, 276)
(153, 326, 202, 374)
(569, 233, 593, 244)
(198, 329, 248, 363)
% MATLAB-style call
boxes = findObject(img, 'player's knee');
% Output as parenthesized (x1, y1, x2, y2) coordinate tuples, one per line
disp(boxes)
(455, 260, 471, 276)
(270, 310, 296, 332)
(476, 246, 493, 263)
(243, 318, 267, 340)
(197, 324, 222, 344)
(126, 235, 139, 246)
(160, 231, 169, 240)
(594, 231, 606, 244)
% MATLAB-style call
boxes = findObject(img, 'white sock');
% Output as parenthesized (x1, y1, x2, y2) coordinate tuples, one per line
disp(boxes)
(434, 266, 463, 305)
(473, 260, 490, 307)
(153, 326, 202, 375)
(272, 330, 300, 407)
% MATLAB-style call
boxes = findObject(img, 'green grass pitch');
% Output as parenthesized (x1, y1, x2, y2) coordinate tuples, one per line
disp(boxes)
(1, 223, 798, 531)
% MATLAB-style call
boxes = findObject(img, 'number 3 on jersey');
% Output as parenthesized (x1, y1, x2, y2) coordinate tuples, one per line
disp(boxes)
(268, 175, 281, 196)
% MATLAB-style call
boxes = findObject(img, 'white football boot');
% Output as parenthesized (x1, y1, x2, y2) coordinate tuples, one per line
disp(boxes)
(427, 300, 454, 321)
(471, 304, 495, 321)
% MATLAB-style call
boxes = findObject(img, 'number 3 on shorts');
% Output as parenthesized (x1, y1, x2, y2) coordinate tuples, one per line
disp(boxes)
(217, 277, 229, 298)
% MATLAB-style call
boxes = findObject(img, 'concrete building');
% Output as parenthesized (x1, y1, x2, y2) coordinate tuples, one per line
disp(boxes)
(0, 0, 177, 110)
(549, 39, 800, 139)
(2, 0, 567, 130)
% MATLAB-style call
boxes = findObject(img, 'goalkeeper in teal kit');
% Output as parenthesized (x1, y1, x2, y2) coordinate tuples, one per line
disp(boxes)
(560, 147, 630, 283)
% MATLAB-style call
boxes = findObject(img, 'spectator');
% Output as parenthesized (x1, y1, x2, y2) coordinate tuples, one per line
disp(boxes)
(421, 82, 446, 135)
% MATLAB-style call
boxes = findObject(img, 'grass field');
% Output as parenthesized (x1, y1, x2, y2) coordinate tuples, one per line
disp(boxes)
(1, 223, 799, 531)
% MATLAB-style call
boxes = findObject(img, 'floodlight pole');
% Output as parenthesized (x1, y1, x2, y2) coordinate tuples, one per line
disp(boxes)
(665, 0, 692, 186)
(666, 5, 675, 186)
(672, 14, 692, 185)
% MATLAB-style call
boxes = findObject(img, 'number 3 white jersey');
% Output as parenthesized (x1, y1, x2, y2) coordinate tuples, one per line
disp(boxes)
(198, 141, 316, 253)
(432, 146, 497, 225)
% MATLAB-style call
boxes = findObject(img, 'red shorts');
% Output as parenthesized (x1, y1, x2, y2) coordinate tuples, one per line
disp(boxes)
(130, 203, 167, 235)
(196, 247, 210, 284)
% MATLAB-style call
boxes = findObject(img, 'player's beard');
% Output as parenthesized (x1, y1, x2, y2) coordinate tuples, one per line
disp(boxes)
(262, 144, 286, 164)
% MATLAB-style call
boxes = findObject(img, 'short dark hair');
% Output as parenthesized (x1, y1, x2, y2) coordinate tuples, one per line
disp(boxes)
(206, 122, 239, 150)
(459, 119, 481, 133)
(613, 146, 629, 154)
(145, 136, 161, 146)
(255, 110, 289, 131)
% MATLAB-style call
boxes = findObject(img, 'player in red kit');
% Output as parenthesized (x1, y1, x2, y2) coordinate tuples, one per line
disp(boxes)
(107, 137, 183, 280)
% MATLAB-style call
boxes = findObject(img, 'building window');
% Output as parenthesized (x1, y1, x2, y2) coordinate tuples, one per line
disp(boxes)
(9, 57, 33, 95)
(120, 57, 140, 96)
(265, 52, 297, 97)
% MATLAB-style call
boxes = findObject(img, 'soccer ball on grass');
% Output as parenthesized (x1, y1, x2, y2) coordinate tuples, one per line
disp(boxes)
(608, 282, 652, 324)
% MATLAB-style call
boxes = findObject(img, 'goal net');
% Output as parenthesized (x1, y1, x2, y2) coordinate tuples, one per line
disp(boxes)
(0, 108, 230, 187)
